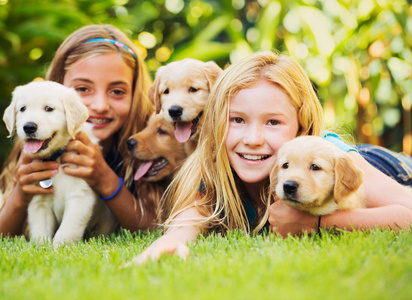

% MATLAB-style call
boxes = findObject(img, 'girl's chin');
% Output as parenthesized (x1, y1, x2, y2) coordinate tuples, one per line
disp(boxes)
(91, 129, 115, 143)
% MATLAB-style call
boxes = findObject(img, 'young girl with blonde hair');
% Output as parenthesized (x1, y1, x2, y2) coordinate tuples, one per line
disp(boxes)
(0, 24, 155, 236)
(131, 50, 412, 264)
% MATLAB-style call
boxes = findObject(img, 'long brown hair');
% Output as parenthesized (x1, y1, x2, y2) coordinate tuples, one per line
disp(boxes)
(46, 24, 154, 187)
(0, 24, 154, 209)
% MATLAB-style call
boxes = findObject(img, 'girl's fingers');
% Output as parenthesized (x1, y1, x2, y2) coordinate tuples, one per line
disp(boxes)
(60, 151, 92, 167)
(74, 131, 95, 147)
(21, 184, 55, 195)
(64, 131, 96, 154)
(18, 159, 59, 180)
(63, 139, 90, 157)
(176, 244, 190, 260)
(19, 169, 59, 185)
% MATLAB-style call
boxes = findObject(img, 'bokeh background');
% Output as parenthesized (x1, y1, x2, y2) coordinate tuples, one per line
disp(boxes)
(1, 0, 411, 167)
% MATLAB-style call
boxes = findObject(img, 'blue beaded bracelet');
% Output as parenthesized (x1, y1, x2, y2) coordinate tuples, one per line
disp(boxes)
(100, 177, 123, 200)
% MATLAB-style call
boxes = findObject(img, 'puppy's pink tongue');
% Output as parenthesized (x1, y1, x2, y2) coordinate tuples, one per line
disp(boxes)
(174, 122, 192, 143)
(134, 161, 153, 181)
(25, 140, 44, 154)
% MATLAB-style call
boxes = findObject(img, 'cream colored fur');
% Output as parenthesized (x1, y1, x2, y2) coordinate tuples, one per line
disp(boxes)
(149, 58, 222, 155)
(3, 81, 117, 246)
(270, 136, 365, 216)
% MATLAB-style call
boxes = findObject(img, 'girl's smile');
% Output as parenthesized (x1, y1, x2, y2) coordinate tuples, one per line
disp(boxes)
(225, 80, 299, 188)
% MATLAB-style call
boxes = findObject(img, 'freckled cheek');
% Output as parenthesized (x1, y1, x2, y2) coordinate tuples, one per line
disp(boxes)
(225, 127, 242, 149)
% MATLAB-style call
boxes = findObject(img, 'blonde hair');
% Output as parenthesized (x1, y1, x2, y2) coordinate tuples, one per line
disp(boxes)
(0, 24, 154, 208)
(161, 51, 324, 234)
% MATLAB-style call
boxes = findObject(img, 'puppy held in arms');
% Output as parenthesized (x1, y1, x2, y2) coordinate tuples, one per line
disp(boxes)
(3, 81, 117, 246)
(270, 136, 365, 216)
(149, 58, 222, 155)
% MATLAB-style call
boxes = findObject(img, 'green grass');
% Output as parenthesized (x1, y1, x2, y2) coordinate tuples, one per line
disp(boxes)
(1, 229, 411, 300)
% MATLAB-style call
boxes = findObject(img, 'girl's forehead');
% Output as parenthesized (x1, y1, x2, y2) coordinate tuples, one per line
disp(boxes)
(231, 82, 290, 104)
(64, 53, 133, 85)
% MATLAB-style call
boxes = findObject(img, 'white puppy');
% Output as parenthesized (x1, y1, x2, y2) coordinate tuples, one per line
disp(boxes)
(3, 81, 117, 246)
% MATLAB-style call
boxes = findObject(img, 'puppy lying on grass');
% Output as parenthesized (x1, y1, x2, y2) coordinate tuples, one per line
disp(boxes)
(3, 81, 117, 246)
(270, 136, 365, 216)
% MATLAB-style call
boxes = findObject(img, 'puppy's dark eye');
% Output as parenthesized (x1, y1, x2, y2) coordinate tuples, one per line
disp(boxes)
(282, 162, 289, 169)
(20, 106, 26, 112)
(45, 106, 54, 112)
(157, 128, 168, 135)
(310, 164, 321, 171)
(189, 87, 199, 93)
(163, 88, 169, 95)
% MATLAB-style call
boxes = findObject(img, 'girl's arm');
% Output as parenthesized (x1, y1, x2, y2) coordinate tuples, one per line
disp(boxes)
(126, 206, 203, 266)
(61, 131, 156, 231)
(269, 151, 412, 237)
(0, 154, 59, 237)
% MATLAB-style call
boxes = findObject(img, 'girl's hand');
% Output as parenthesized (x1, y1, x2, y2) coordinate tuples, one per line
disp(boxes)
(16, 153, 59, 200)
(125, 235, 190, 266)
(268, 199, 318, 238)
(61, 131, 112, 195)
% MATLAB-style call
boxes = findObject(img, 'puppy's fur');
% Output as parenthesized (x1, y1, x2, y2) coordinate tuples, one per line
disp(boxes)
(149, 58, 222, 155)
(3, 81, 117, 246)
(270, 136, 365, 216)
(127, 113, 187, 221)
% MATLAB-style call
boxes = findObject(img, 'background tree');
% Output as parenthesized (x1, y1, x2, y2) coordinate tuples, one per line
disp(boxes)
(1, 0, 411, 167)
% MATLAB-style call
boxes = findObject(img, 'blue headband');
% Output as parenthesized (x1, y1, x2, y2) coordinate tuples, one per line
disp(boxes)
(84, 38, 137, 59)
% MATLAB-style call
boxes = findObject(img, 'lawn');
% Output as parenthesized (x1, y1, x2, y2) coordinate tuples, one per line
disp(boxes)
(1, 228, 411, 300)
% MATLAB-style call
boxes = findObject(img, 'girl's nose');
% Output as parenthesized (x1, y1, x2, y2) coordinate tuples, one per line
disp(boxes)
(89, 92, 109, 113)
(243, 124, 264, 146)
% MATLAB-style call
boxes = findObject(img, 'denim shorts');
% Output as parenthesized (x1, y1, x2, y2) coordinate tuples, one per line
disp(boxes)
(356, 144, 412, 187)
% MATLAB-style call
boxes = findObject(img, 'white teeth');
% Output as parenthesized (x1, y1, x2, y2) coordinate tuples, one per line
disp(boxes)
(240, 154, 269, 161)
(88, 118, 111, 124)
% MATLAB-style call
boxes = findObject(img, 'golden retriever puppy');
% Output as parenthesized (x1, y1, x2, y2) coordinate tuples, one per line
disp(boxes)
(3, 81, 117, 246)
(149, 58, 222, 155)
(270, 136, 365, 216)
(127, 113, 187, 182)
(127, 113, 188, 221)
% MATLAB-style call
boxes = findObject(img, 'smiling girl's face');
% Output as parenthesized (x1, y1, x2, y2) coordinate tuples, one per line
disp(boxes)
(225, 80, 300, 188)
(63, 53, 133, 149)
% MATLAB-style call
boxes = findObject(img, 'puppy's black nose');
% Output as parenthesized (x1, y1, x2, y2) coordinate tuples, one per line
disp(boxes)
(23, 122, 37, 135)
(168, 106, 183, 119)
(127, 138, 137, 151)
(283, 180, 299, 196)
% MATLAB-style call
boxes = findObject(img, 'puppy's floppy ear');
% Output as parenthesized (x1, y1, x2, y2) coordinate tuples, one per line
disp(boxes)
(3, 86, 22, 137)
(149, 66, 163, 114)
(333, 152, 364, 204)
(203, 61, 222, 90)
(63, 88, 89, 139)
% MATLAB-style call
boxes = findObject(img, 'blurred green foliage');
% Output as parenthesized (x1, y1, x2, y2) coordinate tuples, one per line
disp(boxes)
(0, 0, 411, 166)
